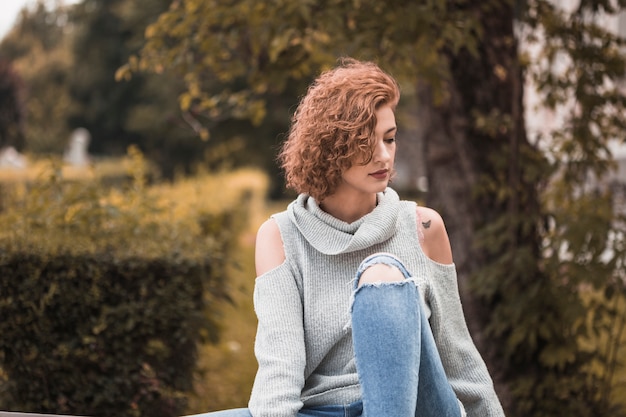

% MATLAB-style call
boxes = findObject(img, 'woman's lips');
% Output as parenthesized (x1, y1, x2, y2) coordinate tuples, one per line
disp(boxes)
(369, 169, 389, 180)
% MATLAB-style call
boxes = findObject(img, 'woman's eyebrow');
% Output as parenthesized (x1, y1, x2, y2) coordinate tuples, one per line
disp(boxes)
(385, 126, 397, 134)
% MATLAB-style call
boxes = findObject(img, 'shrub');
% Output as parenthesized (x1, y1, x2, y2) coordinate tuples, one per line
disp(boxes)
(0, 149, 268, 416)
(0, 252, 210, 417)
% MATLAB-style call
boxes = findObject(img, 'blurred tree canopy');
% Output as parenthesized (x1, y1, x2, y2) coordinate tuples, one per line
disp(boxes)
(0, 3, 69, 154)
(0, 60, 25, 151)
(124, 0, 626, 415)
(0, 0, 280, 179)
(67, 0, 208, 176)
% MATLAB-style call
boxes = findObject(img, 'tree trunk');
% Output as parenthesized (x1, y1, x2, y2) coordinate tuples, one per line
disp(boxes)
(421, 2, 541, 412)
(418, 79, 507, 391)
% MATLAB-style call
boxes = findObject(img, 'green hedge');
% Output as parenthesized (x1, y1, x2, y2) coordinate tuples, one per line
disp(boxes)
(0, 153, 254, 416)
(0, 252, 216, 417)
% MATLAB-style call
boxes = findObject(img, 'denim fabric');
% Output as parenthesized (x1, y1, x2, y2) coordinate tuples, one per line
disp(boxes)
(298, 401, 363, 417)
(351, 253, 461, 417)
(187, 401, 363, 417)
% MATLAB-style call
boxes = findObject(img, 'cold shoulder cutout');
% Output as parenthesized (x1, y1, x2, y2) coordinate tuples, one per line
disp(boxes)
(416, 206, 453, 265)
(255, 217, 286, 277)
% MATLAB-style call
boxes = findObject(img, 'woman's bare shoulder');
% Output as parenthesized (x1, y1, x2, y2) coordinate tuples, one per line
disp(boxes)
(415, 205, 453, 265)
(255, 217, 287, 276)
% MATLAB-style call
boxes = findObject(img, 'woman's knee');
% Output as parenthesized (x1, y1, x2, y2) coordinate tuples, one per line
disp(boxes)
(358, 263, 404, 286)
(356, 253, 411, 287)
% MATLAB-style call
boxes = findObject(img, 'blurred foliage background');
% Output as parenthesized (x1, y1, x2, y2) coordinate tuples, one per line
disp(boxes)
(1, 0, 626, 416)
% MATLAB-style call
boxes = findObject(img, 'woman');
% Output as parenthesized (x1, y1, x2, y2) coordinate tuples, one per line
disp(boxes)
(199, 58, 505, 417)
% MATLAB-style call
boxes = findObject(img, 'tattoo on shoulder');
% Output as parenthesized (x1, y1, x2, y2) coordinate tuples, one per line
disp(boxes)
(422, 220, 431, 229)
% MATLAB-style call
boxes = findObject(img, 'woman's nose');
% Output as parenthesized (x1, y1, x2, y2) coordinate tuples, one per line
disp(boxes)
(373, 142, 390, 162)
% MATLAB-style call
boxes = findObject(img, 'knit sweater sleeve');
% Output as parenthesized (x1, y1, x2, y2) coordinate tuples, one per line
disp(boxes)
(427, 262, 506, 417)
(248, 262, 306, 417)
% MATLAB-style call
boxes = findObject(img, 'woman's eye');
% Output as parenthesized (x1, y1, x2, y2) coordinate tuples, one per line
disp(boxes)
(384, 137, 396, 144)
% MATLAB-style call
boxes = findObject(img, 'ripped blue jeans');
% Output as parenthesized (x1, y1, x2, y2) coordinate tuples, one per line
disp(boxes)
(350, 253, 461, 417)
(188, 253, 462, 417)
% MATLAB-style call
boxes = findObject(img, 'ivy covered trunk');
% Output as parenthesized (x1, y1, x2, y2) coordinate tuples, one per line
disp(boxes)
(421, 1, 545, 413)
(421, 1, 626, 416)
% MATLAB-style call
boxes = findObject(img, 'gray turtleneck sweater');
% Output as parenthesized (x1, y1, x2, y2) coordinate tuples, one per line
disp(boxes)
(248, 188, 505, 417)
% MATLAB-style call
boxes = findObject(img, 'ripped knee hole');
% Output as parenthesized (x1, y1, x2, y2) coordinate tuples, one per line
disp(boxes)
(358, 263, 405, 287)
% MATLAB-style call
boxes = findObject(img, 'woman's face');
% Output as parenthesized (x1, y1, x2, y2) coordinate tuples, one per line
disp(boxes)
(337, 104, 397, 197)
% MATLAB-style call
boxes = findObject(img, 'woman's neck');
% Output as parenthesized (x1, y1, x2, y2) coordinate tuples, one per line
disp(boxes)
(318, 192, 377, 223)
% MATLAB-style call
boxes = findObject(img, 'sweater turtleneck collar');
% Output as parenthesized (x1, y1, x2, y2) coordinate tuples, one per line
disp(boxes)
(287, 187, 400, 255)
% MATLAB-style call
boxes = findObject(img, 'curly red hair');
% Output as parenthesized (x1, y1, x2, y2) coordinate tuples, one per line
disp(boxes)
(279, 58, 400, 201)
